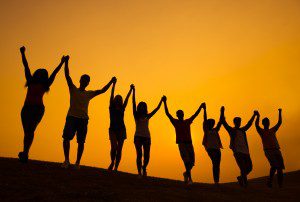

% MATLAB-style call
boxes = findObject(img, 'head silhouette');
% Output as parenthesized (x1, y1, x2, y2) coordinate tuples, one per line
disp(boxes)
(262, 118, 270, 129)
(206, 119, 215, 130)
(176, 110, 184, 120)
(233, 117, 241, 128)
(113, 95, 123, 109)
(137, 102, 148, 118)
(80, 74, 90, 89)
(27, 68, 50, 91)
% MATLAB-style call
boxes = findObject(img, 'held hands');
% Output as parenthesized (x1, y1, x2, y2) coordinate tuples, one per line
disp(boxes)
(254, 110, 259, 116)
(65, 55, 70, 62)
(162, 95, 167, 102)
(61, 56, 66, 63)
(201, 102, 206, 110)
(111, 77, 117, 84)
(278, 108, 282, 113)
(221, 106, 225, 113)
(130, 84, 135, 90)
(20, 46, 26, 53)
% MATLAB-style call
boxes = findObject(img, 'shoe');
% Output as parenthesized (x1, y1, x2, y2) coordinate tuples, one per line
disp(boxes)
(183, 172, 188, 183)
(18, 152, 28, 163)
(237, 176, 244, 187)
(187, 179, 193, 185)
(108, 163, 114, 171)
(61, 161, 70, 169)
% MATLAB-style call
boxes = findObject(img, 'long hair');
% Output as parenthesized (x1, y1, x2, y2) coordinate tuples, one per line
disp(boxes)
(26, 69, 50, 92)
(112, 95, 123, 109)
(136, 102, 148, 119)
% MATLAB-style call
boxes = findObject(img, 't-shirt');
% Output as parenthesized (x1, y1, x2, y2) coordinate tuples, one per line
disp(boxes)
(171, 119, 193, 144)
(67, 85, 96, 119)
(135, 117, 150, 138)
(258, 128, 280, 150)
(24, 83, 47, 106)
(203, 129, 222, 149)
(233, 130, 249, 154)
(109, 107, 125, 131)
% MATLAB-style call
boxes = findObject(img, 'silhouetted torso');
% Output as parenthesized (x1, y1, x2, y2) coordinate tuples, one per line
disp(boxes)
(258, 128, 280, 150)
(135, 117, 150, 138)
(109, 107, 125, 131)
(172, 119, 193, 144)
(203, 129, 222, 149)
(24, 84, 47, 106)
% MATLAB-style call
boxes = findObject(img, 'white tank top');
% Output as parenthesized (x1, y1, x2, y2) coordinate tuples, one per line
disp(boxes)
(135, 117, 150, 138)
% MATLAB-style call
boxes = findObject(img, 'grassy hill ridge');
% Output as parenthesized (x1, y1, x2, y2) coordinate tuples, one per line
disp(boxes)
(0, 157, 299, 201)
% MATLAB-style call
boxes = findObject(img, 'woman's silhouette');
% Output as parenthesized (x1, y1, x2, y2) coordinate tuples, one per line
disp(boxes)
(132, 85, 163, 177)
(19, 46, 64, 163)
(108, 80, 133, 171)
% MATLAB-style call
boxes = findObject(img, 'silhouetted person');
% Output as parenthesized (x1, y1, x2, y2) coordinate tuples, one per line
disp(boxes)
(108, 81, 133, 171)
(61, 55, 115, 169)
(19, 46, 64, 163)
(202, 104, 223, 185)
(163, 96, 204, 185)
(221, 106, 258, 187)
(132, 85, 163, 177)
(255, 109, 284, 188)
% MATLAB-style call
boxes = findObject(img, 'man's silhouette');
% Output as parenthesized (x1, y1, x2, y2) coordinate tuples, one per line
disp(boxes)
(61, 55, 116, 169)
(255, 109, 284, 188)
(163, 96, 204, 185)
(221, 106, 258, 187)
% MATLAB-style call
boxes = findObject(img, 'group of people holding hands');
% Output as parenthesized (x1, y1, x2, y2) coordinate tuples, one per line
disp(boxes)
(18, 47, 285, 188)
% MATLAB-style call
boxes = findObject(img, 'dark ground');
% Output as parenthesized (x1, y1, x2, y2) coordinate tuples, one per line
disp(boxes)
(0, 157, 299, 201)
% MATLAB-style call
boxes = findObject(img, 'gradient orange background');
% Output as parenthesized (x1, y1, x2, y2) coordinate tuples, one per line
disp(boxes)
(0, 0, 299, 183)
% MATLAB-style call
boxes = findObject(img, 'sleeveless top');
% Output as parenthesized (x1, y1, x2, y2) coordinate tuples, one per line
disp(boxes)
(24, 83, 47, 106)
(135, 117, 150, 138)
(109, 107, 125, 131)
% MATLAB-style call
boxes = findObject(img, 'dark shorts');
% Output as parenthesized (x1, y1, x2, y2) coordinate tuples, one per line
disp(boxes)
(264, 149, 285, 169)
(21, 105, 45, 134)
(178, 143, 195, 166)
(134, 136, 151, 146)
(63, 116, 88, 143)
(234, 152, 253, 175)
(206, 149, 221, 165)
(109, 128, 127, 141)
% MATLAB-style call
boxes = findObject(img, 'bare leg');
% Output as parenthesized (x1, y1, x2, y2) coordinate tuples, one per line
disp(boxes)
(23, 133, 34, 155)
(63, 139, 70, 162)
(114, 140, 124, 171)
(277, 169, 283, 187)
(75, 143, 84, 165)
(135, 142, 142, 175)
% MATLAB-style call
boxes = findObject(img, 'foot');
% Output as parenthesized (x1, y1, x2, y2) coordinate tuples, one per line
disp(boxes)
(61, 161, 70, 169)
(183, 172, 188, 183)
(237, 176, 244, 187)
(114, 167, 118, 172)
(187, 179, 193, 185)
(74, 164, 81, 170)
(18, 152, 28, 163)
(108, 163, 114, 171)
(142, 168, 147, 177)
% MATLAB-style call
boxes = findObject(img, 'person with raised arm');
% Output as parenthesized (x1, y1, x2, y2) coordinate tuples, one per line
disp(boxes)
(202, 104, 223, 185)
(132, 85, 163, 177)
(221, 106, 258, 187)
(19, 46, 64, 163)
(255, 109, 284, 188)
(61, 55, 116, 169)
(163, 96, 204, 185)
(108, 81, 134, 171)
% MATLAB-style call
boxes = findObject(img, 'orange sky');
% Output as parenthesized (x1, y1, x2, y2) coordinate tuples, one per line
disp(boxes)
(0, 0, 300, 183)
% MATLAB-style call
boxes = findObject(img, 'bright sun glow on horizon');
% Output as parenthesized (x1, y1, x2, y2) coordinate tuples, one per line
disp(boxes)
(0, 0, 300, 183)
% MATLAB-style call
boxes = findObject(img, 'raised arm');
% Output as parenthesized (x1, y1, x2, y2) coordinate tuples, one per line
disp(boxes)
(215, 107, 223, 132)
(162, 96, 175, 122)
(255, 112, 263, 133)
(48, 56, 65, 87)
(20, 46, 32, 82)
(272, 108, 282, 132)
(92, 77, 116, 98)
(110, 80, 116, 106)
(241, 111, 258, 131)
(147, 97, 163, 119)
(220, 106, 233, 132)
(122, 84, 134, 110)
(64, 56, 74, 88)
(188, 103, 204, 122)
(202, 103, 208, 131)
(132, 85, 137, 118)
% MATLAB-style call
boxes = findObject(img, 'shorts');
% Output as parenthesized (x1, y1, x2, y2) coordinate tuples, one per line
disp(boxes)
(134, 136, 151, 146)
(62, 116, 88, 143)
(21, 105, 45, 134)
(109, 128, 127, 141)
(264, 149, 285, 169)
(178, 143, 195, 166)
